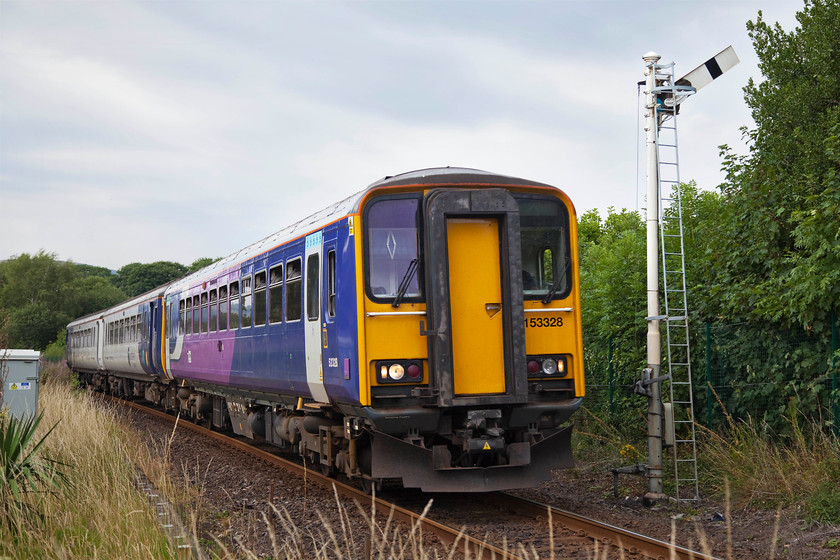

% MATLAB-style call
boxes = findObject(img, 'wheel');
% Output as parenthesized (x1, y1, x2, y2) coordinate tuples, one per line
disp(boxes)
(360, 477, 381, 495)
(320, 461, 336, 478)
(313, 452, 336, 477)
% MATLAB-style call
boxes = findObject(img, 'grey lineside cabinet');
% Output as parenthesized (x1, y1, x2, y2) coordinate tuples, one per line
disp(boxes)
(1, 349, 41, 421)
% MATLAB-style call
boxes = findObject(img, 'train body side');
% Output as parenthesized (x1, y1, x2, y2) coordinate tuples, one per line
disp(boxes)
(66, 314, 104, 373)
(96, 288, 166, 379)
(164, 216, 361, 405)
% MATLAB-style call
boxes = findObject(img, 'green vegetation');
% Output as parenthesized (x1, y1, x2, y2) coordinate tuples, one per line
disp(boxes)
(0, 411, 69, 529)
(578, 207, 646, 423)
(0, 252, 125, 350)
(698, 407, 840, 524)
(111, 261, 188, 297)
(576, 0, 840, 522)
(0, 252, 220, 353)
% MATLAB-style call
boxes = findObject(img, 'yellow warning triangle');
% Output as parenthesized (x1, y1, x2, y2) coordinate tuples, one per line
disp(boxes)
(482, 442, 491, 451)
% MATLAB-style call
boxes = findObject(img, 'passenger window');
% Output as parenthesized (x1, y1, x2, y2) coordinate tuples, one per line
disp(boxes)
(241, 276, 252, 328)
(229, 282, 240, 329)
(201, 292, 209, 333)
(209, 289, 218, 333)
(179, 300, 185, 335)
(192, 295, 200, 334)
(307, 254, 319, 321)
(254, 271, 266, 327)
(186, 298, 193, 335)
(286, 259, 302, 321)
(327, 250, 336, 318)
(269, 264, 283, 324)
(218, 285, 228, 331)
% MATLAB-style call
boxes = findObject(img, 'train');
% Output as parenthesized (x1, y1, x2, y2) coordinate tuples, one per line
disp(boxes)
(66, 167, 584, 493)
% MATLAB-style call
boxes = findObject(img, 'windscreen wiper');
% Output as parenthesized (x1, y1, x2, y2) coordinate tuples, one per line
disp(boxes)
(542, 258, 571, 305)
(392, 258, 420, 308)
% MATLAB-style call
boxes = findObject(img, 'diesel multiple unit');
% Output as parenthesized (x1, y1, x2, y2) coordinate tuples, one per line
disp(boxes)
(66, 168, 585, 492)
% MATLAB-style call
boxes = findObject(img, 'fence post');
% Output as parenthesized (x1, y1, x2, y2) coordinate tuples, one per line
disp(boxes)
(832, 310, 838, 437)
(706, 322, 712, 428)
(608, 335, 614, 414)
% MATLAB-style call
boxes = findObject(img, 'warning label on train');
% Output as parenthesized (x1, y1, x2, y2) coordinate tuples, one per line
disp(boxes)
(8, 382, 31, 391)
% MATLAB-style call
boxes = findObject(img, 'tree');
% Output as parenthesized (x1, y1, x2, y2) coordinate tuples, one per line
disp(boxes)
(74, 264, 114, 279)
(678, 1, 840, 431)
(69, 275, 127, 319)
(113, 261, 187, 297)
(0, 253, 127, 350)
(716, 0, 840, 330)
(578, 208, 647, 425)
(0, 253, 77, 350)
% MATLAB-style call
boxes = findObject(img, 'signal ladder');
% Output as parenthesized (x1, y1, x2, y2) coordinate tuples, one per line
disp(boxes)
(652, 61, 699, 501)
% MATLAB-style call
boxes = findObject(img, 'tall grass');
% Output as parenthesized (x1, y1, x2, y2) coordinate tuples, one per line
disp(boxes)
(0, 362, 175, 559)
(698, 402, 840, 524)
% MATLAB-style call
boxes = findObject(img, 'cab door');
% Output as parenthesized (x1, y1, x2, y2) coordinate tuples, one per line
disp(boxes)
(446, 218, 505, 395)
(423, 189, 528, 406)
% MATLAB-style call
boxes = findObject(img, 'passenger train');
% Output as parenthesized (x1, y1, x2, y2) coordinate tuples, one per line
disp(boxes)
(66, 168, 584, 492)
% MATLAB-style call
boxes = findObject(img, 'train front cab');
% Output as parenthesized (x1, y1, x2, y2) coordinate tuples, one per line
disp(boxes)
(359, 179, 584, 492)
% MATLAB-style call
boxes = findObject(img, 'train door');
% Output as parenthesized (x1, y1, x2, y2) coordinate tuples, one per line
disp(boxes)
(447, 218, 506, 394)
(424, 189, 528, 406)
(164, 300, 172, 374)
(321, 234, 339, 393)
(95, 319, 105, 370)
(150, 297, 165, 377)
(304, 231, 329, 402)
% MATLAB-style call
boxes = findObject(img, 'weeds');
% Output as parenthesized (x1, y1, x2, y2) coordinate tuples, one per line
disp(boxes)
(697, 398, 840, 524)
(0, 411, 70, 529)
(0, 369, 175, 559)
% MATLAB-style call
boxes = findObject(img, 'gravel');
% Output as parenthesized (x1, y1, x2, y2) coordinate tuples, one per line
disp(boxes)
(128, 410, 840, 559)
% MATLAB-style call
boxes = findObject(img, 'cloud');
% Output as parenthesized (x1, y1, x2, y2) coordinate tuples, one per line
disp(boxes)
(0, 0, 806, 269)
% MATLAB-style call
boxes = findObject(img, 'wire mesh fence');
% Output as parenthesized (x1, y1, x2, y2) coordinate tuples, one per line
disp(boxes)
(583, 312, 840, 437)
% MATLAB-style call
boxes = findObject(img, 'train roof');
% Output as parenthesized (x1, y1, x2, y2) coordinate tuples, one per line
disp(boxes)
(167, 167, 560, 292)
(67, 283, 171, 328)
(368, 167, 554, 189)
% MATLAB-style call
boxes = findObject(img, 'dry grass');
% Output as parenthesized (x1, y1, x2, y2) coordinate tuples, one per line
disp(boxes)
(697, 405, 840, 523)
(9, 362, 827, 559)
(0, 362, 175, 559)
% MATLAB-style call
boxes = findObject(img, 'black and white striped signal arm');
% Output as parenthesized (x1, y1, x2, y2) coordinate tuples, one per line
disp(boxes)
(676, 46, 739, 91)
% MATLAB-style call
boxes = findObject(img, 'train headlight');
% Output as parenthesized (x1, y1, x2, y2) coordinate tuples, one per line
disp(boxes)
(388, 363, 405, 381)
(542, 358, 558, 375)
(375, 360, 423, 383)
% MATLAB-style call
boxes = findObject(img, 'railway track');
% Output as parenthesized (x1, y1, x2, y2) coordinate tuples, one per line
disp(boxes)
(113, 396, 718, 560)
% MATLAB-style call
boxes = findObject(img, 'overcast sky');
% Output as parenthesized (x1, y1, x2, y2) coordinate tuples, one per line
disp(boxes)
(1, 0, 801, 270)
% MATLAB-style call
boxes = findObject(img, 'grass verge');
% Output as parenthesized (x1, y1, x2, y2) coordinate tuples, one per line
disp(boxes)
(0, 361, 175, 559)
(697, 405, 840, 524)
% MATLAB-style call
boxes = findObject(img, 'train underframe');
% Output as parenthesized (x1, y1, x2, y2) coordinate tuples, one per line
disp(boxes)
(76, 370, 580, 493)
